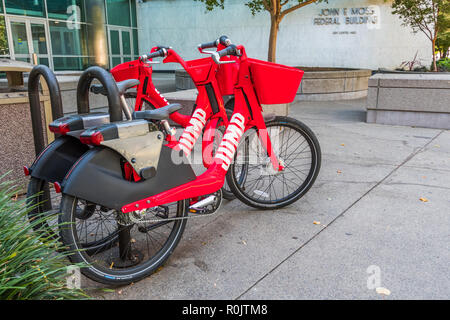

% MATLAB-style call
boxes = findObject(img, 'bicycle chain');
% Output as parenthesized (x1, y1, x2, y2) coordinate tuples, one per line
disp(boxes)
(117, 209, 219, 226)
(117, 191, 223, 226)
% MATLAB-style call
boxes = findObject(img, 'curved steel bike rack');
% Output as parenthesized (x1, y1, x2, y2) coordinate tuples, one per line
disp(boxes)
(27, 64, 124, 215)
(76, 66, 123, 122)
(28, 65, 64, 156)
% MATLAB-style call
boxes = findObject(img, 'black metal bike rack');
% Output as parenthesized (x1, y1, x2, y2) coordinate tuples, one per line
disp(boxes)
(28, 65, 124, 156)
(28, 65, 130, 257)
(76, 66, 122, 122)
(28, 64, 133, 263)
(28, 65, 64, 156)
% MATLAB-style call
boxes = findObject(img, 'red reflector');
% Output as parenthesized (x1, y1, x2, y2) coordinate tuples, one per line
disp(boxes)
(53, 182, 62, 193)
(23, 166, 30, 176)
(80, 131, 104, 145)
(49, 123, 70, 135)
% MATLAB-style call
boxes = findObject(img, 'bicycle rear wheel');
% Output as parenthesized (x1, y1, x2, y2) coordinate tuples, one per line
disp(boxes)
(26, 177, 61, 239)
(59, 194, 187, 285)
(27, 177, 116, 251)
(226, 116, 321, 210)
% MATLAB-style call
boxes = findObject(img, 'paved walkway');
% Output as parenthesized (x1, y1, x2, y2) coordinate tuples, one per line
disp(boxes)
(89, 98, 449, 299)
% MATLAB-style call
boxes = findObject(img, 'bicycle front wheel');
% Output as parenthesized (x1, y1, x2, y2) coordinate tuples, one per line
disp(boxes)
(226, 116, 321, 210)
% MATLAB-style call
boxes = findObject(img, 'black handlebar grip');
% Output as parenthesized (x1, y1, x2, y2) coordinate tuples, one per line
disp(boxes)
(218, 35, 231, 47)
(140, 48, 168, 61)
(217, 44, 239, 58)
(199, 40, 219, 49)
(147, 49, 165, 59)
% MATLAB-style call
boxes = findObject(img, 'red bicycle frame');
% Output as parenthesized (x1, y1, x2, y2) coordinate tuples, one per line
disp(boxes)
(121, 45, 281, 213)
(110, 46, 234, 165)
(110, 52, 190, 128)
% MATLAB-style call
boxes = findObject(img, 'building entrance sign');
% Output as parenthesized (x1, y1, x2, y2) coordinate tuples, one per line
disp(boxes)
(313, 6, 380, 27)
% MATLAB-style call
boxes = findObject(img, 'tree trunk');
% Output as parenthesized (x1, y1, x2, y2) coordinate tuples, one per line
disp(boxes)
(432, 38, 437, 72)
(268, 15, 280, 63)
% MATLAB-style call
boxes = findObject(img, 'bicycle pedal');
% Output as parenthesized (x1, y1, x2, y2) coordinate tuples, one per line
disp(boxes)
(188, 190, 222, 215)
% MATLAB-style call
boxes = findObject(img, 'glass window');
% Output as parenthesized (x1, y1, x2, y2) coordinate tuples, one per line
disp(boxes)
(31, 23, 48, 54)
(122, 31, 131, 55)
(107, 0, 131, 27)
(109, 30, 120, 55)
(133, 28, 138, 56)
(47, 0, 85, 22)
(15, 57, 30, 62)
(131, 0, 137, 28)
(111, 56, 121, 67)
(5, 0, 45, 17)
(49, 21, 87, 56)
(0, 17, 8, 55)
(53, 56, 88, 71)
(37, 56, 49, 67)
(10, 21, 29, 55)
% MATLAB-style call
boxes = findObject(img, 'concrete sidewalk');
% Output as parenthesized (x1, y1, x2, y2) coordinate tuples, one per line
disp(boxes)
(90, 98, 449, 300)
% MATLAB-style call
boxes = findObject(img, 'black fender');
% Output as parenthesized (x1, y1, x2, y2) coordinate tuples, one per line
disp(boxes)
(61, 146, 196, 211)
(29, 135, 89, 183)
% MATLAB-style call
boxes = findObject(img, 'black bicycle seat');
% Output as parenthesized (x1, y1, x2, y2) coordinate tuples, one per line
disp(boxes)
(90, 79, 140, 96)
(133, 103, 182, 121)
(116, 79, 140, 95)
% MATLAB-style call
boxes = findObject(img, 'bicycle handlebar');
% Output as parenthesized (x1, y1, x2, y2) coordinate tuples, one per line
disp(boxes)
(198, 35, 231, 49)
(216, 44, 239, 58)
(218, 35, 232, 47)
(139, 47, 170, 61)
(199, 39, 219, 49)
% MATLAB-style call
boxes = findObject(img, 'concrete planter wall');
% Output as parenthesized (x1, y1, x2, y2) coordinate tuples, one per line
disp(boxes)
(175, 68, 371, 101)
(175, 69, 196, 91)
(366, 73, 450, 129)
(296, 68, 371, 101)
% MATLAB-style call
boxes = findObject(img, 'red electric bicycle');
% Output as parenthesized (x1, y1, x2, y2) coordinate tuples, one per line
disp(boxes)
(26, 37, 238, 234)
(102, 37, 238, 199)
(57, 40, 321, 285)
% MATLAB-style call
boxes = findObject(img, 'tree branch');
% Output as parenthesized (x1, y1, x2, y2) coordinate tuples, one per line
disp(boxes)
(262, 0, 271, 12)
(416, 22, 433, 41)
(280, 0, 318, 19)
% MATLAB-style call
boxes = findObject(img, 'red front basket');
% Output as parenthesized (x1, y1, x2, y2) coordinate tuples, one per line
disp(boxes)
(248, 58, 304, 105)
(111, 60, 141, 82)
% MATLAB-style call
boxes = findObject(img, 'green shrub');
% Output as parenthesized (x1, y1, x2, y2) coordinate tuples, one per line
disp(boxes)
(436, 58, 450, 72)
(0, 178, 88, 300)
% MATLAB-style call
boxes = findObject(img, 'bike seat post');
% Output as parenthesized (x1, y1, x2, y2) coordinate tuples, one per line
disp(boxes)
(119, 93, 133, 120)
(161, 119, 176, 136)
